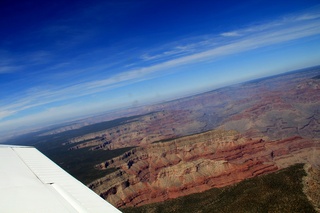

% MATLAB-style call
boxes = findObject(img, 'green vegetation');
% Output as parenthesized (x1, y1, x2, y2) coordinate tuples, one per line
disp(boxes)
(34, 136, 134, 184)
(4, 114, 147, 147)
(122, 164, 316, 213)
(47, 145, 134, 184)
(2, 115, 147, 184)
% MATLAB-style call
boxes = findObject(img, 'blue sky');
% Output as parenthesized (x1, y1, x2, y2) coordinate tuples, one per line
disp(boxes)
(1, 0, 320, 136)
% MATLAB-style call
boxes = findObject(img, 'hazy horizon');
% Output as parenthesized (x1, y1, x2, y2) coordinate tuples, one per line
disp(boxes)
(1, 0, 320, 137)
(1, 64, 318, 142)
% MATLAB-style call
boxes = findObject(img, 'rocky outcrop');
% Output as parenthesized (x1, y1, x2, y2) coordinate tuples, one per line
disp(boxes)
(66, 110, 205, 150)
(220, 78, 320, 139)
(88, 130, 319, 208)
(304, 151, 320, 212)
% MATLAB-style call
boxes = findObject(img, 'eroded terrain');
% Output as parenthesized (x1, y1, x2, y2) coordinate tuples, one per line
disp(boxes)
(62, 67, 320, 209)
(4, 67, 320, 210)
(63, 67, 320, 152)
(89, 129, 320, 208)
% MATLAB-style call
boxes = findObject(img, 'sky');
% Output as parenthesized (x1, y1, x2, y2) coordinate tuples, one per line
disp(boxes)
(1, 0, 320, 137)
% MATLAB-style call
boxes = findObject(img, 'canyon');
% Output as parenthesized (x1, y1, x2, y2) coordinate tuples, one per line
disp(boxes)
(63, 67, 319, 209)
(63, 67, 320, 153)
(88, 129, 320, 208)
(4, 67, 319, 210)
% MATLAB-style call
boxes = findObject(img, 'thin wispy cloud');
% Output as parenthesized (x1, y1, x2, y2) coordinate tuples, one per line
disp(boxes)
(0, 51, 52, 75)
(297, 14, 320, 21)
(221, 9, 320, 37)
(0, 102, 99, 134)
(220, 32, 242, 37)
(142, 46, 195, 61)
(0, 110, 16, 120)
(143, 9, 320, 64)
(1, 8, 320, 125)
(140, 37, 217, 62)
(0, 66, 20, 73)
(134, 15, 320, 77)
(0, 54, 21, 74)
(23, 51, 53, 65)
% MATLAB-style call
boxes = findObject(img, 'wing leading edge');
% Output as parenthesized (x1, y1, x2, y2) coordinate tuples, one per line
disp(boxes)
(0, 145, 121, 213)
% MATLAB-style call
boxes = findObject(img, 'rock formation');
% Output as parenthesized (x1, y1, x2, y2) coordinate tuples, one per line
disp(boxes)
(65, 68, 320, 152)
(66, 110, 205, 150)
(88, 129, 320, 208)
(52, 67, 320, 209)
(304, 150, 320, 212)
(220, 77, 320, 140)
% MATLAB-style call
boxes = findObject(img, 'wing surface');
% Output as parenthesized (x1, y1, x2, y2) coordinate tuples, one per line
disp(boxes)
(0, 145, 121, 213)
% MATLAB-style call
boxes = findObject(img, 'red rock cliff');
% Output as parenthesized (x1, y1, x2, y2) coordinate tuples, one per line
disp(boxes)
(88, 129, 319, 208)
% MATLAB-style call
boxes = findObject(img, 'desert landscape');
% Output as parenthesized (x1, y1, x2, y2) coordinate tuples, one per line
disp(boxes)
(2, 1, 320, 212)
(4, 66, 319, 212)
(2, 67, 320, 212)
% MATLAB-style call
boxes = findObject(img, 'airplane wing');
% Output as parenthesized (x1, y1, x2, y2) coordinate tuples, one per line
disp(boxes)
(0, 145, 121, 213)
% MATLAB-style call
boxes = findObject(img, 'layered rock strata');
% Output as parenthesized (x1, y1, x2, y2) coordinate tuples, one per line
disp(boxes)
(220, 78, 320, 139)
(88, 129, 319, 208)
(66, 110, 205, 150)
(304, 153, 320, 212)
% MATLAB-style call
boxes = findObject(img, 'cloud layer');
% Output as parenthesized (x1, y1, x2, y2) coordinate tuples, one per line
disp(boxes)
(1, 6, 320, 135)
